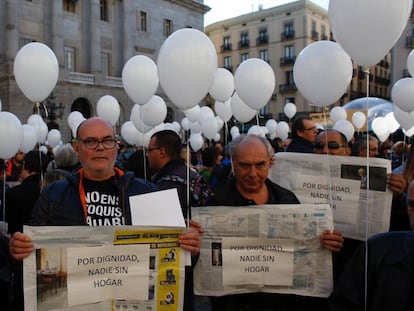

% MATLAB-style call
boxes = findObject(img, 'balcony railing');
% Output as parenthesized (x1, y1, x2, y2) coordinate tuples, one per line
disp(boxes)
(238, 40, 250, 49)
(221, 43, 232, 52)
(280, 56, 296, 66)
(256, 35, 269, 45)
(105, 76, 123, 87)
(279, 83, 297, 93)
(281, 30, 295, 41)
(68, 72, 95, 84)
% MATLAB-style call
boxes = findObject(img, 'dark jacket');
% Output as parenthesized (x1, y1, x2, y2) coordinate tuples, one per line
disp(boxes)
(6, 174, 42, 234)
(329, 231, 414, 311)
(285, 137, 314, 153)
(30, 170, 158, 226)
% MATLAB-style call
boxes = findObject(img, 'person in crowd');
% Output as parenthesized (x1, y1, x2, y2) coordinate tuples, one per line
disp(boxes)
(207, 134, 344, 311)
(44, 143, 80, 185)
(6, 151, 25, 182)
(351, 134, 379, 157)
(198, 146, 223, 187)
(329, 178, 414, 311)
(5, 150, 50, 310)
(146, 129, 210, 311)
(0, 159, 11, 310)
(391, 140, 409, 170)
(115, 139, 135, 170)
(9, 117, 201, 310)
(124, 146, 154, 180)
(314, 129, 406, 283)
(285, 116, 319, 153)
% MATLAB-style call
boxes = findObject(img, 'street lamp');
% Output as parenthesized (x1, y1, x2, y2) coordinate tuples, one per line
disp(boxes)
(32, 92, 65, 130)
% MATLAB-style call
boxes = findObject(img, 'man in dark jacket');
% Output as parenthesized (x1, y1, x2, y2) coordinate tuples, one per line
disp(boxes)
(208, 134, 344, 311)
(9, 117, 201, 310)
(329, 178, 414, 311)
(286, 117, 319, 153)
(147, 129, 209, 310)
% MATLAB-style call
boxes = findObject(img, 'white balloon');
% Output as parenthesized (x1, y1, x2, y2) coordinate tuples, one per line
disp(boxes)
(47, 129, 61, 148)
(67, 111, 84, 129)
(384, 112, 400, 134)
(371, 117, 390, 138)
(122, 55, 159, 105)
(391, 77, 414, 112)
(20, 124, 38, 153)
(248, 125, 265, 137)
(351, 111, 366, 130)
(215, 116, 224, 132)
(197, 106, 215, 123)
(333, 119, 355, 142)
(181, 117, 191, 131)
(97, 95, 120, 126)
(330, 106, 347, 123)
(184, 105, 201, 123)
(403, 126, 414, 137)
(234, 58, 275, 110)
(157, 28, 217, 110)
(27, 114, 44, 127)
(230, 126, 240, 137)
(209, 68, 235, 102)
(189, 133, 204, 152)
(231, 92, 257, 123)
(215, 99, 232, 123)
(294, 41, 353, 107)
(0, 112, 23, 160)
(171, 121, 181, 133)
(130, 104, 153, 133)
(121, 121, 141, 145)
(213, 133, 221, 142)
(329, 0, 412, 67)
(140, 95, 167, 126)
(201, 115, 219, 140)
(190, 121, 201, 134)
(13, 42, 59, 102)
(71, 116, 86, 138)
(276, 121, 290, 141)
(394, 105, 414, 130)
(265, 119, 278, 134)
(283, 102, 296, 119)
(39, 145, 48, 154)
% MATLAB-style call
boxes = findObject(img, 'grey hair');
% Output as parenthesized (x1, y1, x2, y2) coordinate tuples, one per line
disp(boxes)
(229, 134, 274, 158)
(53, 143, 79, 168)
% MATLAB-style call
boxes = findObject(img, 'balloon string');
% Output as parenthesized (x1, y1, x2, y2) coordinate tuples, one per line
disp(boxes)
(322, 109, 334, 232)
(363, 66, 371, 311)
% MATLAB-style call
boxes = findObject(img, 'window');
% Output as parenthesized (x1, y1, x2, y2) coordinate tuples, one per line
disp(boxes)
(64, 46, 76, 71)
(321, 25, 327, 39)
(284, 45, 294, 58)
(20, 37, 34, 48)
(285, 70, 294, 85)
(224, 56, 232, 70)
(240, 53, 249, 63)
(63, 0, 76, 13)
(284, 22, 294, 35)
(259, 49, 268, 62)
(240, 32, 249, 48)
(137, 10, 147, 32)
(101, 52, 110, 76)
(285, 97, 295, 104)
(100, 0, 108, 21)
(259, 28, 268, 40)
(164, 19, 172, 37)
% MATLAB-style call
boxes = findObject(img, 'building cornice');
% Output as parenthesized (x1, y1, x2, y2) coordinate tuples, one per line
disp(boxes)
(165, 0, 211, 14)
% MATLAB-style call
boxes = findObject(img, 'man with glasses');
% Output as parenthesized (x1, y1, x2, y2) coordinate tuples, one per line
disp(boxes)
(313, 129, 351, 156)
(286, 116, 319, 153)
(9, 117, 201, 307)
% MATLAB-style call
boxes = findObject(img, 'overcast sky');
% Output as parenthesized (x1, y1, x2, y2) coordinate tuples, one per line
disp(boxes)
(204, 0, 330, 26)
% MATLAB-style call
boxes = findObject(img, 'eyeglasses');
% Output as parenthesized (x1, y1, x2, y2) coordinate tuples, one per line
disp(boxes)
(78, 137, 118, 149)
(147, 147, 161, 152)
(314, 141, 347, 150)
(302, 126, 317, 131)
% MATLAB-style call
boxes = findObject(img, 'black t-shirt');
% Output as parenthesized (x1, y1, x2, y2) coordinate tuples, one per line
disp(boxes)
(82, 177, 124, 226)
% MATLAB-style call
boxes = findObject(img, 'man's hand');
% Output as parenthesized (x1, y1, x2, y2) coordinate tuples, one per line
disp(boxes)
(387, 173, 406, 196)
(179, 227, 201, 256)
(320, 229, 344, 253)
(10, 232, 35, 260)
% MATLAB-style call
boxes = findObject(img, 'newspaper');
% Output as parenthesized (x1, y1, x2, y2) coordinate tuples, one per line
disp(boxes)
(270, 152, 393, 240)
(193, 204, 333, 298)
(23, 225, 185, 311)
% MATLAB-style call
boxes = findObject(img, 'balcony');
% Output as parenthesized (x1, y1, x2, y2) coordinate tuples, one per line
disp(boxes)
(68, 72, 95, 84)
(256, 35, 269, 45)
(279, 83, 297, 93)
(321, 34, 328, 40)
(374, 76, 391, 86)
(221, 43, 232, 52)
(238, 40, 250, 49)
(280, 56, 296, 66)
(311, 30, 319, 40)
(105, 76, 123, 87)
(281, 30, 295, 41)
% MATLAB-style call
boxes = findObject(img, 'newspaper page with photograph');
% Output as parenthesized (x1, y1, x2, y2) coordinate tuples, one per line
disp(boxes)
(193, 204, 333, 298)
(23, 225, 185, 311)
(270, 152, 393, 240)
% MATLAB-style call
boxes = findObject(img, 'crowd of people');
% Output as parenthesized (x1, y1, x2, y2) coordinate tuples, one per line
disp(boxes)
(0, 115, 413, 310)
